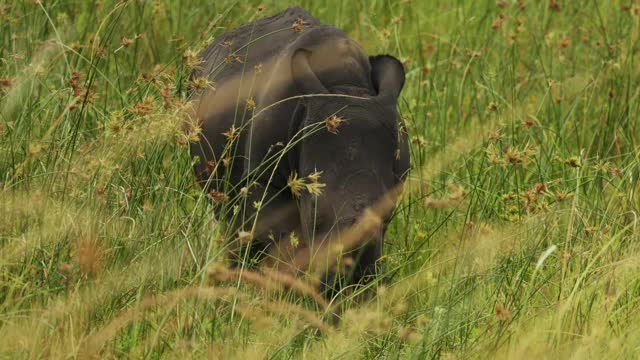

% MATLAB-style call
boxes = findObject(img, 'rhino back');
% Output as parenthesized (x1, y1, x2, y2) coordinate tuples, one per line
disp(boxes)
(193, 7, 321, 83)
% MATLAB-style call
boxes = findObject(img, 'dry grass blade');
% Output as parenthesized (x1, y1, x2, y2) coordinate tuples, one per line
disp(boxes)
(258, 299, 334, 334)
(261, 267, 329, 309)
(81, 287, 238, 357)
(208, 265, 330, 310)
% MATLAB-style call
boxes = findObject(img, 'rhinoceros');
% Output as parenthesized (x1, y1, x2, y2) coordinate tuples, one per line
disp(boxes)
(189, 6, 410, 291)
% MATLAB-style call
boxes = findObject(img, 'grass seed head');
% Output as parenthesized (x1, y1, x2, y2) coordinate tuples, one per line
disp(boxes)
(325, 115, 345, 134)
(287, 171, 305, 198)
(305, 171, 325, 196)
(207, 191, 229, 204)
(222, 125, 239, 142)
(182, 49, 202, 69)
(495, 303, 511, 321)
(237, 230, 253, 245)
(492, 15, 505, 30)
(292, 18, 306, 33)
(399, 327, 421, 344)
(120, 36, 133, 48)
(565, 156, 582, 168)
(246, 97, 256, 111)
(95, 47, 106, 58)
(188, 77, 214, 91)
(75, 240, 103, 278)
(69, 71, 83, 97)
(289, 231, 299, 248)
(0, 77, 14, 92)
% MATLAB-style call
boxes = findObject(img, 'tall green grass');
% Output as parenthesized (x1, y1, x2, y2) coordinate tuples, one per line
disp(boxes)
(1, 0, 639, 358)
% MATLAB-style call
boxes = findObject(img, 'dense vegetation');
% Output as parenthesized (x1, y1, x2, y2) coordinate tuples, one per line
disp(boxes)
(1, 0, 639, 358)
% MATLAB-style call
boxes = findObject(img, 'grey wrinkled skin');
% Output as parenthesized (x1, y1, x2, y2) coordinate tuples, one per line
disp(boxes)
(189, 7, 410, 292)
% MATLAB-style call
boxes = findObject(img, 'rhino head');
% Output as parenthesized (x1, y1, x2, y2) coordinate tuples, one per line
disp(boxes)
(286, 49, 409, 292)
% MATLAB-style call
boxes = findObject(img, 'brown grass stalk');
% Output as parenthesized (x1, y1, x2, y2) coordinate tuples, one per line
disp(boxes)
(208, 265, 329, 310)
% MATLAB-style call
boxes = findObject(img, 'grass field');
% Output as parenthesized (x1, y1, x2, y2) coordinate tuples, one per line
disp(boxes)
(1, 0, 640, 358)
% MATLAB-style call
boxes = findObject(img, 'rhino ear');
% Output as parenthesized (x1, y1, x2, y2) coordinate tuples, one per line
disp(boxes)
(370, 55, 405, 103)
(291, 49, 328, 95)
